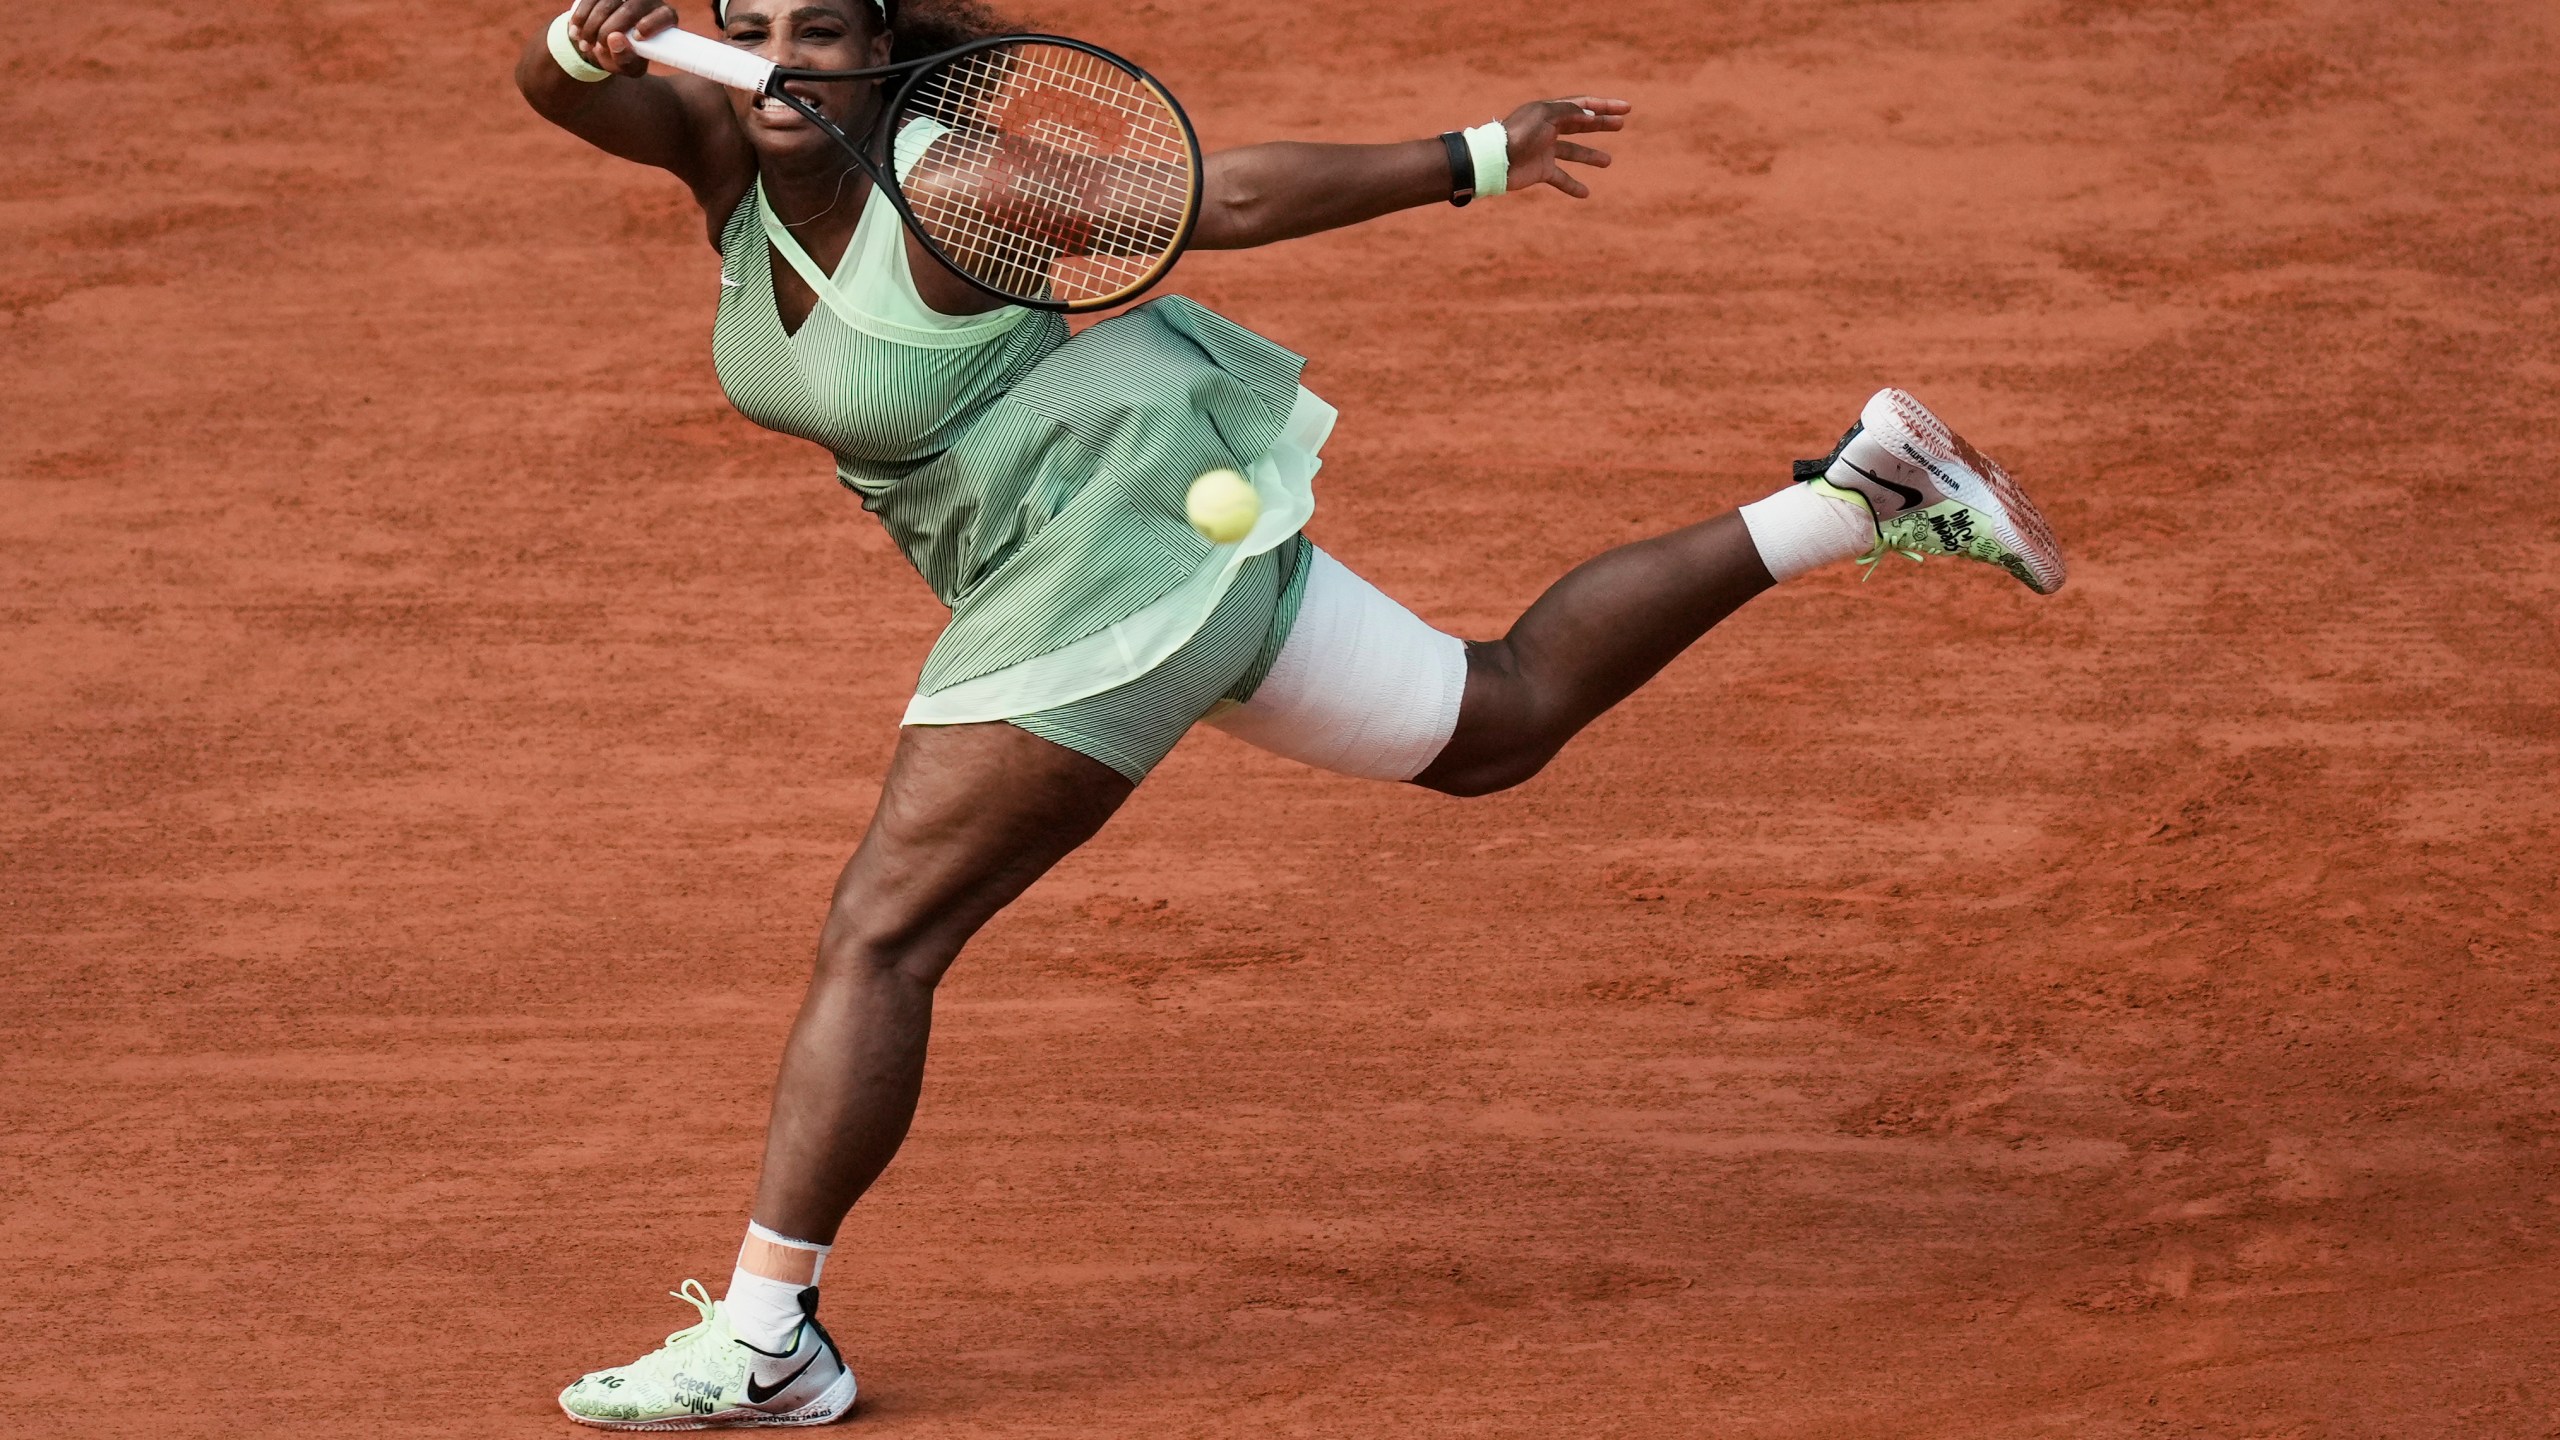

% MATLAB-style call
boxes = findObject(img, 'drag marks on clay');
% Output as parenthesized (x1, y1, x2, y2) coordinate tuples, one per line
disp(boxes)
(8, 0, 2560, 1433)
(2220, 45, 2361, 116)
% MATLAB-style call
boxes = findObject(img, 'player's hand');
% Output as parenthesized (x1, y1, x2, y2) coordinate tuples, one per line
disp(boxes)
(568, 0, 680, 79)
(1501, 97, 1631, 199)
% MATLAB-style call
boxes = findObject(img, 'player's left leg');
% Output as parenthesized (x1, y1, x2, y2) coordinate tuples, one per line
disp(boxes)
(1427, 388, 2064, 793)
(1415, 510, 1774, 795)
(1201, 518, 1779, 793)
(1208, 388, 2066, 794)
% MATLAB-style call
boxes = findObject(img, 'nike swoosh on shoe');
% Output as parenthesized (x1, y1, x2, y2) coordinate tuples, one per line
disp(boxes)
(1841, 457, 1922, 510)
(743, 1348, 820, 1405)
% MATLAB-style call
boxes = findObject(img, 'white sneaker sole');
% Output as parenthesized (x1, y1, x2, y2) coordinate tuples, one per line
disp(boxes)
(561, 1363, 858, 1431)
(1862, 389, 2068, 595)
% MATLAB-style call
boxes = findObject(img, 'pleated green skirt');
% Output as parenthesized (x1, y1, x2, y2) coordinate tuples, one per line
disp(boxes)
(1009, 534, 1310, 781)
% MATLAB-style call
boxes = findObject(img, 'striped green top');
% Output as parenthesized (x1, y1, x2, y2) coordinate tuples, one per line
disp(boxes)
(710, 129, 1317, 707)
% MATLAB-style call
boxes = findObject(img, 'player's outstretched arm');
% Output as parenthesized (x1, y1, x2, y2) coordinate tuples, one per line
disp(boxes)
(1190, 97, 1629, 252)
(516, 0, 746, 200)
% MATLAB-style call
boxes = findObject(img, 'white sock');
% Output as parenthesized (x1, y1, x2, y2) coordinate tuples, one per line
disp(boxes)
(726, 1222, 829, 1352)
(1738, 481, 1877, 583)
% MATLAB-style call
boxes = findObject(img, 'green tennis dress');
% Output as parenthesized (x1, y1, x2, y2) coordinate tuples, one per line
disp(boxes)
(710, 123, 1326, 780)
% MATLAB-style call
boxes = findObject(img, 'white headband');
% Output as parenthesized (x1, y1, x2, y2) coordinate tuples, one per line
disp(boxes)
(711, 1, 889, 23)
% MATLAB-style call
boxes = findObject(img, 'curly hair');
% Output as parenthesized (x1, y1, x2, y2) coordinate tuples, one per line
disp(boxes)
(889, 0, 1023, 63)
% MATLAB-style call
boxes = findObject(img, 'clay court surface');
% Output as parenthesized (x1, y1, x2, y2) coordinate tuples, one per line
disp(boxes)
(8, 0, 2560, 1434)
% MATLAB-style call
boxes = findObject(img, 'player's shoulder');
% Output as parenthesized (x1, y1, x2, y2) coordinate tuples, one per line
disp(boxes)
(666, 76, 757, 247)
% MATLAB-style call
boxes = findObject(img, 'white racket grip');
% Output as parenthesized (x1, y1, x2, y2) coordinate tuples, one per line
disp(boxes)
(628, 26, 775, 94)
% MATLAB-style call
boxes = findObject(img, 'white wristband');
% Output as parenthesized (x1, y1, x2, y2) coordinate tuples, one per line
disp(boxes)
(548, 9, 615, 83)
(1462, 121, 1509, 200)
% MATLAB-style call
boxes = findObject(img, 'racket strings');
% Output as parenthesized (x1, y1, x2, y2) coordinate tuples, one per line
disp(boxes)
(895, 42, 1195, 306)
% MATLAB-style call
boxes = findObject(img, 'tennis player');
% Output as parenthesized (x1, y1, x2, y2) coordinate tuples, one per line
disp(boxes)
(518, 0, 2068, 1426)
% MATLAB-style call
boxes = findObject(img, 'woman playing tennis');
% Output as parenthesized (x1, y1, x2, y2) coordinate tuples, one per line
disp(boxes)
(519, 0, 2067, 1426)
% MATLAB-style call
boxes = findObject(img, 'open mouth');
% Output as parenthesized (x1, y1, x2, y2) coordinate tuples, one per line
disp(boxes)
(753, 83, 830, 122)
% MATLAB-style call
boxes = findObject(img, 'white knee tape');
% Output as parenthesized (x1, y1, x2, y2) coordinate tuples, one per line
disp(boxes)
(1205, 548, 1468, 782)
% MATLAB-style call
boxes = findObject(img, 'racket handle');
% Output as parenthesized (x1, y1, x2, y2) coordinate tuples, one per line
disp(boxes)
(628, 25, 776, 94)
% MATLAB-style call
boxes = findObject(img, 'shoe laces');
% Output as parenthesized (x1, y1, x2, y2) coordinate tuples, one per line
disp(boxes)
(568, 1279, 736, 1400)
(1854, 532, 1929, 581)
(609, 1279, 726, 1376)
(662, 1279, 721, 1344)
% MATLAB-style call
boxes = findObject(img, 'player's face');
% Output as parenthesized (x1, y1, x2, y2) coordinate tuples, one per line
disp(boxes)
(720, 1, 893, 161)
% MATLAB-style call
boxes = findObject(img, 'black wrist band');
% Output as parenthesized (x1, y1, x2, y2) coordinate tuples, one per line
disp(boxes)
(1439, 130, 1476, 208)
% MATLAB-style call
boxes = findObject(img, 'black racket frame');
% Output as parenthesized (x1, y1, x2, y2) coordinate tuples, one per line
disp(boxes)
(752, 35, 1205, 314)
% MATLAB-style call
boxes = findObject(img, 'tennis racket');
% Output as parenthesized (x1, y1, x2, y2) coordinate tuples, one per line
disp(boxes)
(631, 25, 1203, 313)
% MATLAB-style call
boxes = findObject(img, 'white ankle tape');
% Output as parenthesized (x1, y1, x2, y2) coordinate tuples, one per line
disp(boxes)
(746, 1222, 827, 1253)
(1739, 483, 1876, 583)
(743, 1222, 830, 1285)
(724, 1264, 815, 1352)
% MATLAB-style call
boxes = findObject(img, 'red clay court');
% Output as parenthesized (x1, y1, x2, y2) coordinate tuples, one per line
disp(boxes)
(5, 1, 2556, 1435)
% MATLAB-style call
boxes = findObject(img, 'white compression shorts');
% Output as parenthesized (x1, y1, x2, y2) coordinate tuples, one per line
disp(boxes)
(1204, 546, 1470, 782)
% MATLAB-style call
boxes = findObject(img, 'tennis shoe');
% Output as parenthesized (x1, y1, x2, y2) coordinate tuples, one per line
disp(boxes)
(558, 1279, 856, 1430)
(1795, 389, 2068, 594)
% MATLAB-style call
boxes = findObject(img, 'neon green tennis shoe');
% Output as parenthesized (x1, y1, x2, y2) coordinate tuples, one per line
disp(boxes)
(557, 1280, 856, 1430)
(1797, 388, 2069, 595)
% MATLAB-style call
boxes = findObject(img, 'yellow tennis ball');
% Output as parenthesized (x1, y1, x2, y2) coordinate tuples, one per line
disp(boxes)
(1185, 467, 1260, 545)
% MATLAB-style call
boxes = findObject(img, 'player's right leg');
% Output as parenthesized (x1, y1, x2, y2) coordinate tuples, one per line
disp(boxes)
(559, 546, 1307, 1428)
(559, 721, 1135, 1430)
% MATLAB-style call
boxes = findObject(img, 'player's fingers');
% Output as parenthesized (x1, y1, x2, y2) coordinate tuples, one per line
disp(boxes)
(1555, 142, 1613, 168)
(632, 3, 675, 37)
(1556, 111, 1628, 135)
(1562, 96, 1633, 117)
(574, 0, 621, 44)
(589, 0, 648, 42)
(1547, 170, 1593, 199)
(592, 0, 659, 71)
(585, 1, 628, 56)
